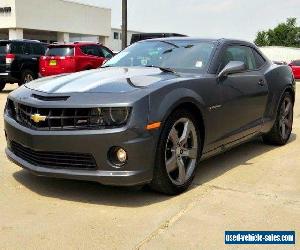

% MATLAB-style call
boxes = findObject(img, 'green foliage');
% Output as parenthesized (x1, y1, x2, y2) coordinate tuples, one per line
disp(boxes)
(254, 18, 300, 47)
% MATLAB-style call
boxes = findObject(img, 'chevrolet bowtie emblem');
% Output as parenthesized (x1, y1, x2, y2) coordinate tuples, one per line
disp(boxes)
(31, 114, 47, 123)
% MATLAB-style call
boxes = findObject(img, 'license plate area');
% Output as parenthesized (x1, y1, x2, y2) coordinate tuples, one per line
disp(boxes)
(49, 60, 57, 66)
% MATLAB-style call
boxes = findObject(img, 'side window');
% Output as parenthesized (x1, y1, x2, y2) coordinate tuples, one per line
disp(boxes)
(23, 43, 32, 55)
(81, 45, 100, 57)
(220, 45, 256, 71)
(10, 43, 24, 54)
(32, 44, 46, 55)
(292, 60, 300, 66)
(252, 49, 266, 69)
(99, 47, 113, 59)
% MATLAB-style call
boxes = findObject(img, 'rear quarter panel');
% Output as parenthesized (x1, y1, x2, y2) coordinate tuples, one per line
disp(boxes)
(262, 63, 295, 132)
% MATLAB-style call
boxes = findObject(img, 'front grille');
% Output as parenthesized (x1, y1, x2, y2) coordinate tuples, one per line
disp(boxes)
(7, 100, 106, 131)
(11, 141, 97, 170)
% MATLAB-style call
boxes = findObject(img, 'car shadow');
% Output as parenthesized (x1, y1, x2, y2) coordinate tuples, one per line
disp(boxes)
(0, 89, 13, 94)
(13, 134, 296, 207)
(193, 134, 296, 185)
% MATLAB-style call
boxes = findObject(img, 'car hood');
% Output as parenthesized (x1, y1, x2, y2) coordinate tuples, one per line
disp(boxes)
(25, 67, 179, 94)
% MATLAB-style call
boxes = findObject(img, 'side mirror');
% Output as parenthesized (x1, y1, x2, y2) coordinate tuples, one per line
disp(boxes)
(218, 61, 246, 79)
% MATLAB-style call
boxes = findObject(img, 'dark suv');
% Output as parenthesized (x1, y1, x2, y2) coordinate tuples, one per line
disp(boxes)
(0, 40, 47, 91)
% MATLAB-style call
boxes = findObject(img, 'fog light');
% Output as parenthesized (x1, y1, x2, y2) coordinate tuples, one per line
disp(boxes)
(108, 147, 128, 167)
(116, 148, 127, 163)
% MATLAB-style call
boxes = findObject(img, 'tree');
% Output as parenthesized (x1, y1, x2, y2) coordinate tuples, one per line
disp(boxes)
(254, 18, 300, 47)
(254, 31, 269, 46)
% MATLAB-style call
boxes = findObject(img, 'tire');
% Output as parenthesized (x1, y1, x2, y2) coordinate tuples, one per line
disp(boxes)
(150, 109, 202, 195)
(262, 92, 294, 145)
(20, 69, 36, 86)
(0, 81, 5, 91)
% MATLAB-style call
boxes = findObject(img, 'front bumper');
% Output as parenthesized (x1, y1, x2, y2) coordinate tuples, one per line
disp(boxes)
(4, 115, 156, 186)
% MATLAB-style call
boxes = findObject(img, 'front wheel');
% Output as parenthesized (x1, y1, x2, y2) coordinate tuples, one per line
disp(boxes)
(150, 109, 201, 195)
(263, 92, 294, 145)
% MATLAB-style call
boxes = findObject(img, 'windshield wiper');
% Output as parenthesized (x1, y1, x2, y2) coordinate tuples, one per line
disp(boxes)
(101, 65, 113, 68)
(145, 65, 178, 74)
(159, 40, 180, 48)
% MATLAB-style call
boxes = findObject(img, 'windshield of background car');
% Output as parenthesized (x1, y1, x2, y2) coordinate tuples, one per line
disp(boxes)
(46, 46, 74, 56)
(104, 40, 216, 73)
(0, 42, 9, 54)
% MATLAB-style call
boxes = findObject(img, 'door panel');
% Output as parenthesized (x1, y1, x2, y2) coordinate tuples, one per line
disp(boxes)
(206, 44, 269, 149)
(219, 71, 268, 144)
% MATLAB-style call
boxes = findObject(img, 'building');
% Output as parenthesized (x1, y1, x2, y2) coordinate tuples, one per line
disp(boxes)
(108, 28, 140, 52)
(260, 46, 300, 63)
(0, 0, 111, 44)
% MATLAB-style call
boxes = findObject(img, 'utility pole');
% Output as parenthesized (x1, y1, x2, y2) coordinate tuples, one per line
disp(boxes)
(122, 0, 127, 50)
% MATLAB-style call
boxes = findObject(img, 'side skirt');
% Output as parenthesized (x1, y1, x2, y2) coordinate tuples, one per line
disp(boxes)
(200, 131, 261, 161)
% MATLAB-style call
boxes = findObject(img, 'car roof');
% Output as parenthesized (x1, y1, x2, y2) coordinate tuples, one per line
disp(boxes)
(140, 37, 256, 47)
(48, 42, 101, 47)
(0, 39, 45, 43)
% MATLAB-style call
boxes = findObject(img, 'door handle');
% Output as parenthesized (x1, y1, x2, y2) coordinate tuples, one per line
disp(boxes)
(257, 79, 265, 86)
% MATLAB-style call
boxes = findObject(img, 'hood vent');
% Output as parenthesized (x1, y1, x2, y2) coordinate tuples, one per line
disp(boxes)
(32, 94, 70, 101)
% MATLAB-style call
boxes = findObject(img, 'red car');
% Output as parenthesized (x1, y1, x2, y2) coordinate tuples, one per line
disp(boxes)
(40, 42, 113, 77)
(289, 60, 300, 79)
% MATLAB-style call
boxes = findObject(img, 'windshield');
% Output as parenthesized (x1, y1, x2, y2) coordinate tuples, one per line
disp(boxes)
(46, 47, 74, 56)
(0, 42, 9, 54)
(104, 40, 216, 73)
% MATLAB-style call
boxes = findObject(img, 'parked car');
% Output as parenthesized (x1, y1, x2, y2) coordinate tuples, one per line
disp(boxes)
(130, 33, 187, 44)
(0, 39, 47, 91)
(5, 38, 295, 195)
(289, 60, 300, 79)
(39, 42, 114, 77)
(273, 60, 287, 65)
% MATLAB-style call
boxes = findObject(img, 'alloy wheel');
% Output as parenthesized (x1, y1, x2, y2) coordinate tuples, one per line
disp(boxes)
(24, 74, 34, 83)
(165, 118, 198, 185)
(279, 96, 293, 140)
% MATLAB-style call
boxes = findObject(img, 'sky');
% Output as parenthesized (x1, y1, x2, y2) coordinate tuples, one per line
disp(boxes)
(69, 0, 300, 42)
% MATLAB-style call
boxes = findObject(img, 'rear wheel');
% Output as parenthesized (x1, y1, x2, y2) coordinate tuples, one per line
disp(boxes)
(0, 81, 5, 91)
(20, 70, 36, 86)
(150, 109, 201, 195)
(263, 92, 294, 145)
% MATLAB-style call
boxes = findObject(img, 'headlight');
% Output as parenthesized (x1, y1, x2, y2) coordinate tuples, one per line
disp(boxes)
(109, 107, 129, 124)
(90, 108, 102, 124)
(89, 107, 131, 127)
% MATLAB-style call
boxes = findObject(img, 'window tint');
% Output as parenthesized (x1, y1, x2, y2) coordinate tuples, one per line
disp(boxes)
(80, 45, 100, 57)
(46, 47, 74, 56)
(291, 60, 300, 66)
(32, 44, 47, 55)
(221, 45, 257, 71)
(10, 43, 24, 54)
(0, 42, 9, 54)
(252, 49, 266, 68)
(23, 43, 32, 54)
(99, 47, 113, 58)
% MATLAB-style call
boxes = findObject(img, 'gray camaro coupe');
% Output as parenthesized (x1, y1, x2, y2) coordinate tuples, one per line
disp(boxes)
(4, 38, 295, 195)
